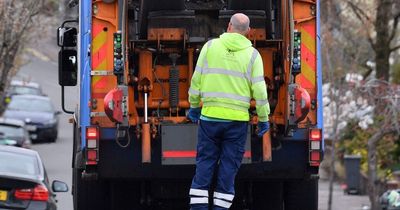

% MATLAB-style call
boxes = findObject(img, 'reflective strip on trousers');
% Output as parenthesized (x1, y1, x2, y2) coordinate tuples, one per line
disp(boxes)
(214, 192, 234, 201)
(201, 92, 250, 103)
(190, 188, 209, 197)
(190, 197, 209, 205)
(214, 198, 232, 208)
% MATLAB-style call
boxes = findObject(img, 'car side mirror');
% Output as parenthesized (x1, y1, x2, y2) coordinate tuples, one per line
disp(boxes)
(52, 180, 68, 192)
(59, 49, 77, 86)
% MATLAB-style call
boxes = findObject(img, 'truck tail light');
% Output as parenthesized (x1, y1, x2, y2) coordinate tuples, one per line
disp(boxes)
(86, 126, 99, 165)
(309, 128, 322, 166)
(87, 150, 98, 161)
(87, 127, 98, 139)
(15, 185, 49, 201)
(310, 129, 321, 141)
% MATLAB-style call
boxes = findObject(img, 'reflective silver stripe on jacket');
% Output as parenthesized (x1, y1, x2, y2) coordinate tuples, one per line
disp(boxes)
(251, 76, 265, 84)
(203, 40, 213, 68)
(201, 92, 250, 103)
(194, 66, 202, 73)
(202, 67, 248, 79)
(202, 101, 249, 112)
(255, 99, 269, 106)
(189, 87, 200, 96)
(246, 49, 259, 83)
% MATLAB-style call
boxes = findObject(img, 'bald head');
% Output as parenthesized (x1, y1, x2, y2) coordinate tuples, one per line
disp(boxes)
(227, 13, 250, 35)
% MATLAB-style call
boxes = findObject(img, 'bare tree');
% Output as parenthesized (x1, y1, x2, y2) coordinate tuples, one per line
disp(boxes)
(0, 0, 44, 112)
(358, 80, 400, 210)
(347, 0, 400, 81)
(321, 1, 373, 209)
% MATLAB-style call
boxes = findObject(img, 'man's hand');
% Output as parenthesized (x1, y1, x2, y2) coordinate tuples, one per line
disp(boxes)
(188, 108, 201, 123)
(257, 122, 270, 137)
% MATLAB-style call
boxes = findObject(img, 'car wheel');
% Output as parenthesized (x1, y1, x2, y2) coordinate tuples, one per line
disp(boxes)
(49, 132, 58, 143)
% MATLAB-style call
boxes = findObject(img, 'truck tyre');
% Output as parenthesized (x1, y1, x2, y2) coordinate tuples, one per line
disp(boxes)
(227, 0, 268, 10)
(138, 0, 185, 39)
(283, 179, 318, 210)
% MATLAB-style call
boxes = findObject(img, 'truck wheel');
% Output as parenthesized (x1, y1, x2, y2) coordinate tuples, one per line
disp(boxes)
(283, 179, 318, 210)
(73, 168, 110, 210)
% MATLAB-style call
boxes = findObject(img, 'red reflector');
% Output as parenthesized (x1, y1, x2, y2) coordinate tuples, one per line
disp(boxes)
(310, 151, 320, 161)
(163, 151, 197, 158)
(310, 129, 321, 141)
(15, 185, 49, 201)
(87, 150, 97, 161)
(310, 161, 320, 167)
(162, 151, 252, 158)
(244, 151, 251, 158)
(87, 127, 98, 139)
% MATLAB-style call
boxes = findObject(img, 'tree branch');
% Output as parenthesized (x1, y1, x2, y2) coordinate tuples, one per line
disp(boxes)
(346, 0, 376, 51)
(346, 0, 373, 23)
(390, 45, 400, 52)
(360, 60, 374, 79)
(389, 12, 400, 43)
(369, 128, 396, 145)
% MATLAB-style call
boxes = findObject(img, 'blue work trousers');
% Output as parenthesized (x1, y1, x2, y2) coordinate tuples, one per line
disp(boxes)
(189, 120, 247, 210)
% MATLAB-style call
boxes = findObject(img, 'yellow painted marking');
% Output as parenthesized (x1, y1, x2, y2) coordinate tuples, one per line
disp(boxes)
(301, 61, 316, 84)
(94, 59, 107, 70)
(92, 31, 107, 53)
(92, 76, 101, 84)
(301, 29, 315, 54)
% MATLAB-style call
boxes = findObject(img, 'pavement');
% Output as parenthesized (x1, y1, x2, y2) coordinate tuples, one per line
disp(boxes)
(318, 179, 370, 210)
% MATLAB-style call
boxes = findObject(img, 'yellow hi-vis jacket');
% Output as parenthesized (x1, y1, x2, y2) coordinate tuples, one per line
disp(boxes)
(188, 32, 270, 122)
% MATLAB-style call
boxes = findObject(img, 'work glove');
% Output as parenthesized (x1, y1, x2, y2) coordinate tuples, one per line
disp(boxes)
(188, 108, 201, 123)
(257, 122, 270, 137)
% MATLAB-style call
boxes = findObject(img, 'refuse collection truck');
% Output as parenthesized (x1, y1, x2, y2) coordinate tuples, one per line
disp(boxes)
(57, 0, 323, 209)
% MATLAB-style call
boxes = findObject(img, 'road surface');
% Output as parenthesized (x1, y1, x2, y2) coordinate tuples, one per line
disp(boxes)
(15, 56, 371, 210)
(16, 57, 76, 210)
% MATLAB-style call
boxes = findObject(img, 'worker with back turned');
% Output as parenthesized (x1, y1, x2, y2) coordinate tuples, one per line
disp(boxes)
(187, 13, 270, 210)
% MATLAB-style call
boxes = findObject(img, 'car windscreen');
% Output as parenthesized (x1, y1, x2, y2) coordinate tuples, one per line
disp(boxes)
(0, 151, 39, 176)
(7, 97, 54, 113)
(10, 86, 41, 95)
(0, 125, 24, 137)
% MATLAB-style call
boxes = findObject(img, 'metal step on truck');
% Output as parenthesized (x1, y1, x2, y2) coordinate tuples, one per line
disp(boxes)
(57, 0, 323, 209)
